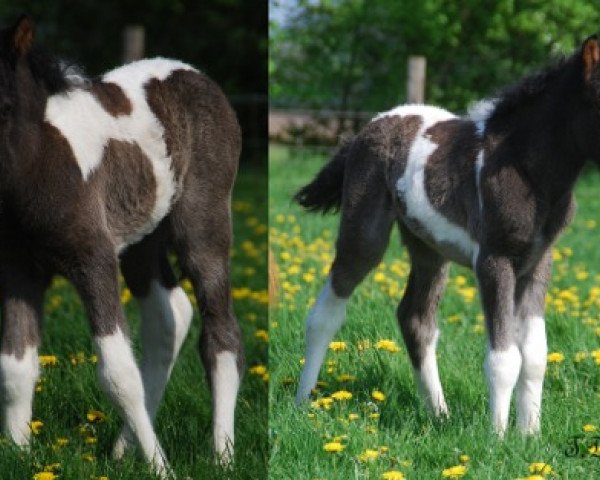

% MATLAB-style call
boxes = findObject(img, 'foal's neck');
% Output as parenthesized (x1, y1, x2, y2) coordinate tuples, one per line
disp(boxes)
(487, 105, 584, 203)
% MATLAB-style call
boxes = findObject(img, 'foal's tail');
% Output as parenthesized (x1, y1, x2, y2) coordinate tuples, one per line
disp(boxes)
(294, 141, 352, 213)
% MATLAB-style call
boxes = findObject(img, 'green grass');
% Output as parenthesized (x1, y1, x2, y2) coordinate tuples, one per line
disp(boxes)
(0, 162, 268, 480)
(269, 145, 600, 480)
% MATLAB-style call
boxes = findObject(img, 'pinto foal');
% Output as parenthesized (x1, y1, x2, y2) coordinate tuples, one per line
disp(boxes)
(0, 16, 242, 475)
(295, 35, 600, 435)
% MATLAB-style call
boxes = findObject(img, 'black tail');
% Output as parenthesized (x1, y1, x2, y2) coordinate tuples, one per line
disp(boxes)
(294, 141, 351, 213)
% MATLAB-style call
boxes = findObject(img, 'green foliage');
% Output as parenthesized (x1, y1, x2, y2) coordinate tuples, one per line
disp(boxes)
(271, 0, 600, 112)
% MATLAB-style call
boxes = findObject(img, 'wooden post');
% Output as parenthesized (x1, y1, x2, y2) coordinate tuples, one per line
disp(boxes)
(123, 26, 145, 63)
(407, 56, 426, 103)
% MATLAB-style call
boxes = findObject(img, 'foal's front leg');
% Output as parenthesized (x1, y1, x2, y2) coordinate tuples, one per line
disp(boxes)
(514, 252, 551, 434)
(476, 253, 522, 435)
(0, 269, 46, 445)
(69, 242, 170, 477)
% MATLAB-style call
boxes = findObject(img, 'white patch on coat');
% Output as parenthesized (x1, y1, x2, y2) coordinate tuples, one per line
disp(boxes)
(139, 282, 193, 419)
(95, 327, 170, 477)
(389, 105, 479, 263)
(413, 329, 448, 416)
(212, 351, 239, 463)
(475, 150, 485, 212)
(113, 282, 193, 459)
(0, 346, 38, 445)
(467, 98, 497, 136)
(516, 315, 547, 434)
(484, 344, 522, 436)
(296, 277, 348, 403)
(45, 58, 196, 250)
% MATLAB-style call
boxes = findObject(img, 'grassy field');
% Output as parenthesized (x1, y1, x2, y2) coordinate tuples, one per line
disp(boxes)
(269, 145, 600, 480)
(0, 163, 268, 480)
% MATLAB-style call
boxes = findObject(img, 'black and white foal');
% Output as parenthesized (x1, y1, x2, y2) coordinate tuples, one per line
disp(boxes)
(295, 35, 600, 435)
(0, 16, 242, 476)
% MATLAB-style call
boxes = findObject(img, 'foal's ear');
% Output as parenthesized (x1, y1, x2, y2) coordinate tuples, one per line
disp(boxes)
(582, 34, 600, 81)
(10, 15, 34, 57)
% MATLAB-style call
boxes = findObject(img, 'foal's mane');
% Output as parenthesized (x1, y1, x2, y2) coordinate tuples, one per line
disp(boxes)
(487, 53, 578, 124)
(25, 45, 86, 94)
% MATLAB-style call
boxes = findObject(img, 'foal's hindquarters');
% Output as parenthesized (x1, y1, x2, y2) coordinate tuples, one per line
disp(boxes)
(0, 62, 242, 477)
(295, 108, 553, 436)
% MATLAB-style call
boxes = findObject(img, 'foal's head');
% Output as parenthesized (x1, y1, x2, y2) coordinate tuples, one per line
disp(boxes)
(576, 35, 600, 163)
(0, 15, 69, 122)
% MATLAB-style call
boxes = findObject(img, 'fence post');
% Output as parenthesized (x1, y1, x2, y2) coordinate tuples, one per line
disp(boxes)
(123, 26, 145, 63)
(407, 56, 426, 104)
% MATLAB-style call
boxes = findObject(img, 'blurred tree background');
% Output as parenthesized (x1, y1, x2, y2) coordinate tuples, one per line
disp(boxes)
(0, 0, 267, 162)
(270, 0, 600, 114)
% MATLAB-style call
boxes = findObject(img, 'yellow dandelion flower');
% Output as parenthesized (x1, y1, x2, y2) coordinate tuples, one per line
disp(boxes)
(54, 437, 69, 447)
(454, 275, 467, 286)
(528, 463, 552, 474)
(375, 339, 401, 353)
(371, 390, 386, 402)
(442, 464, 467, 478)
(30, 420, 43, 435)
(369, 413, 380, 419)
(33, 473, 57, 480)
(574, 351, 588, 362)
(323, 441, 345, 453)
(70, 352, 86, 366)
(249, 364, 267, 376)
(515, 476, 544, 480)
(85, 436, 97, 445)
(329, 341, 347, 352)
(382, 471, 405, 480)
(373, 272, 386, 283)
(254, 329, 269, 342)
(86, 410, 106, 423)
(357, 449, 379, 462)
(459, 454, 470, 463)
(337, 374, 356, 382)
(39, 355, 58, 366)
(43, 463, 61, 472)
(81, 453, 95, 462)
(302, 272, 315, 283)
(589, 445, 600, 456)
(547, 352, 564, 363)
(97, 477, 109, 480)
(348, 413, 360, 421)
(576, 270, 589, 281)
(379, 446, 389, 453)
(120, 288, 132, 304)
(583, 424, 597, 432)
(89, 354, 98, 364)
(331, 390, 352, 401)
(473, 324, 485, 334)
(551, 248, 562, 261)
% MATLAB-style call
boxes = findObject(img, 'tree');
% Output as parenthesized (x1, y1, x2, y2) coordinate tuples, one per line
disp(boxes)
(271, 0, 600, 113)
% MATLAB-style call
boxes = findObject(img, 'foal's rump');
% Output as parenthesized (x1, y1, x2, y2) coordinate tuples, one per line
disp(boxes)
(44, 58, 240, 250)
(297, 104, 482, 268)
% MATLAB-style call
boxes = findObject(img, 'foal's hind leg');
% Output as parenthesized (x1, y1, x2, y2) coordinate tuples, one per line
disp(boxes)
(0, 263, 48, 445)
(396, 226, 450, 416)
(113, 231, 193, 458)
(296, 184, 396, 403)
(68, 238, 170, 477)
(170, 195, 242, 463)
(514, 251, 551, 434)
